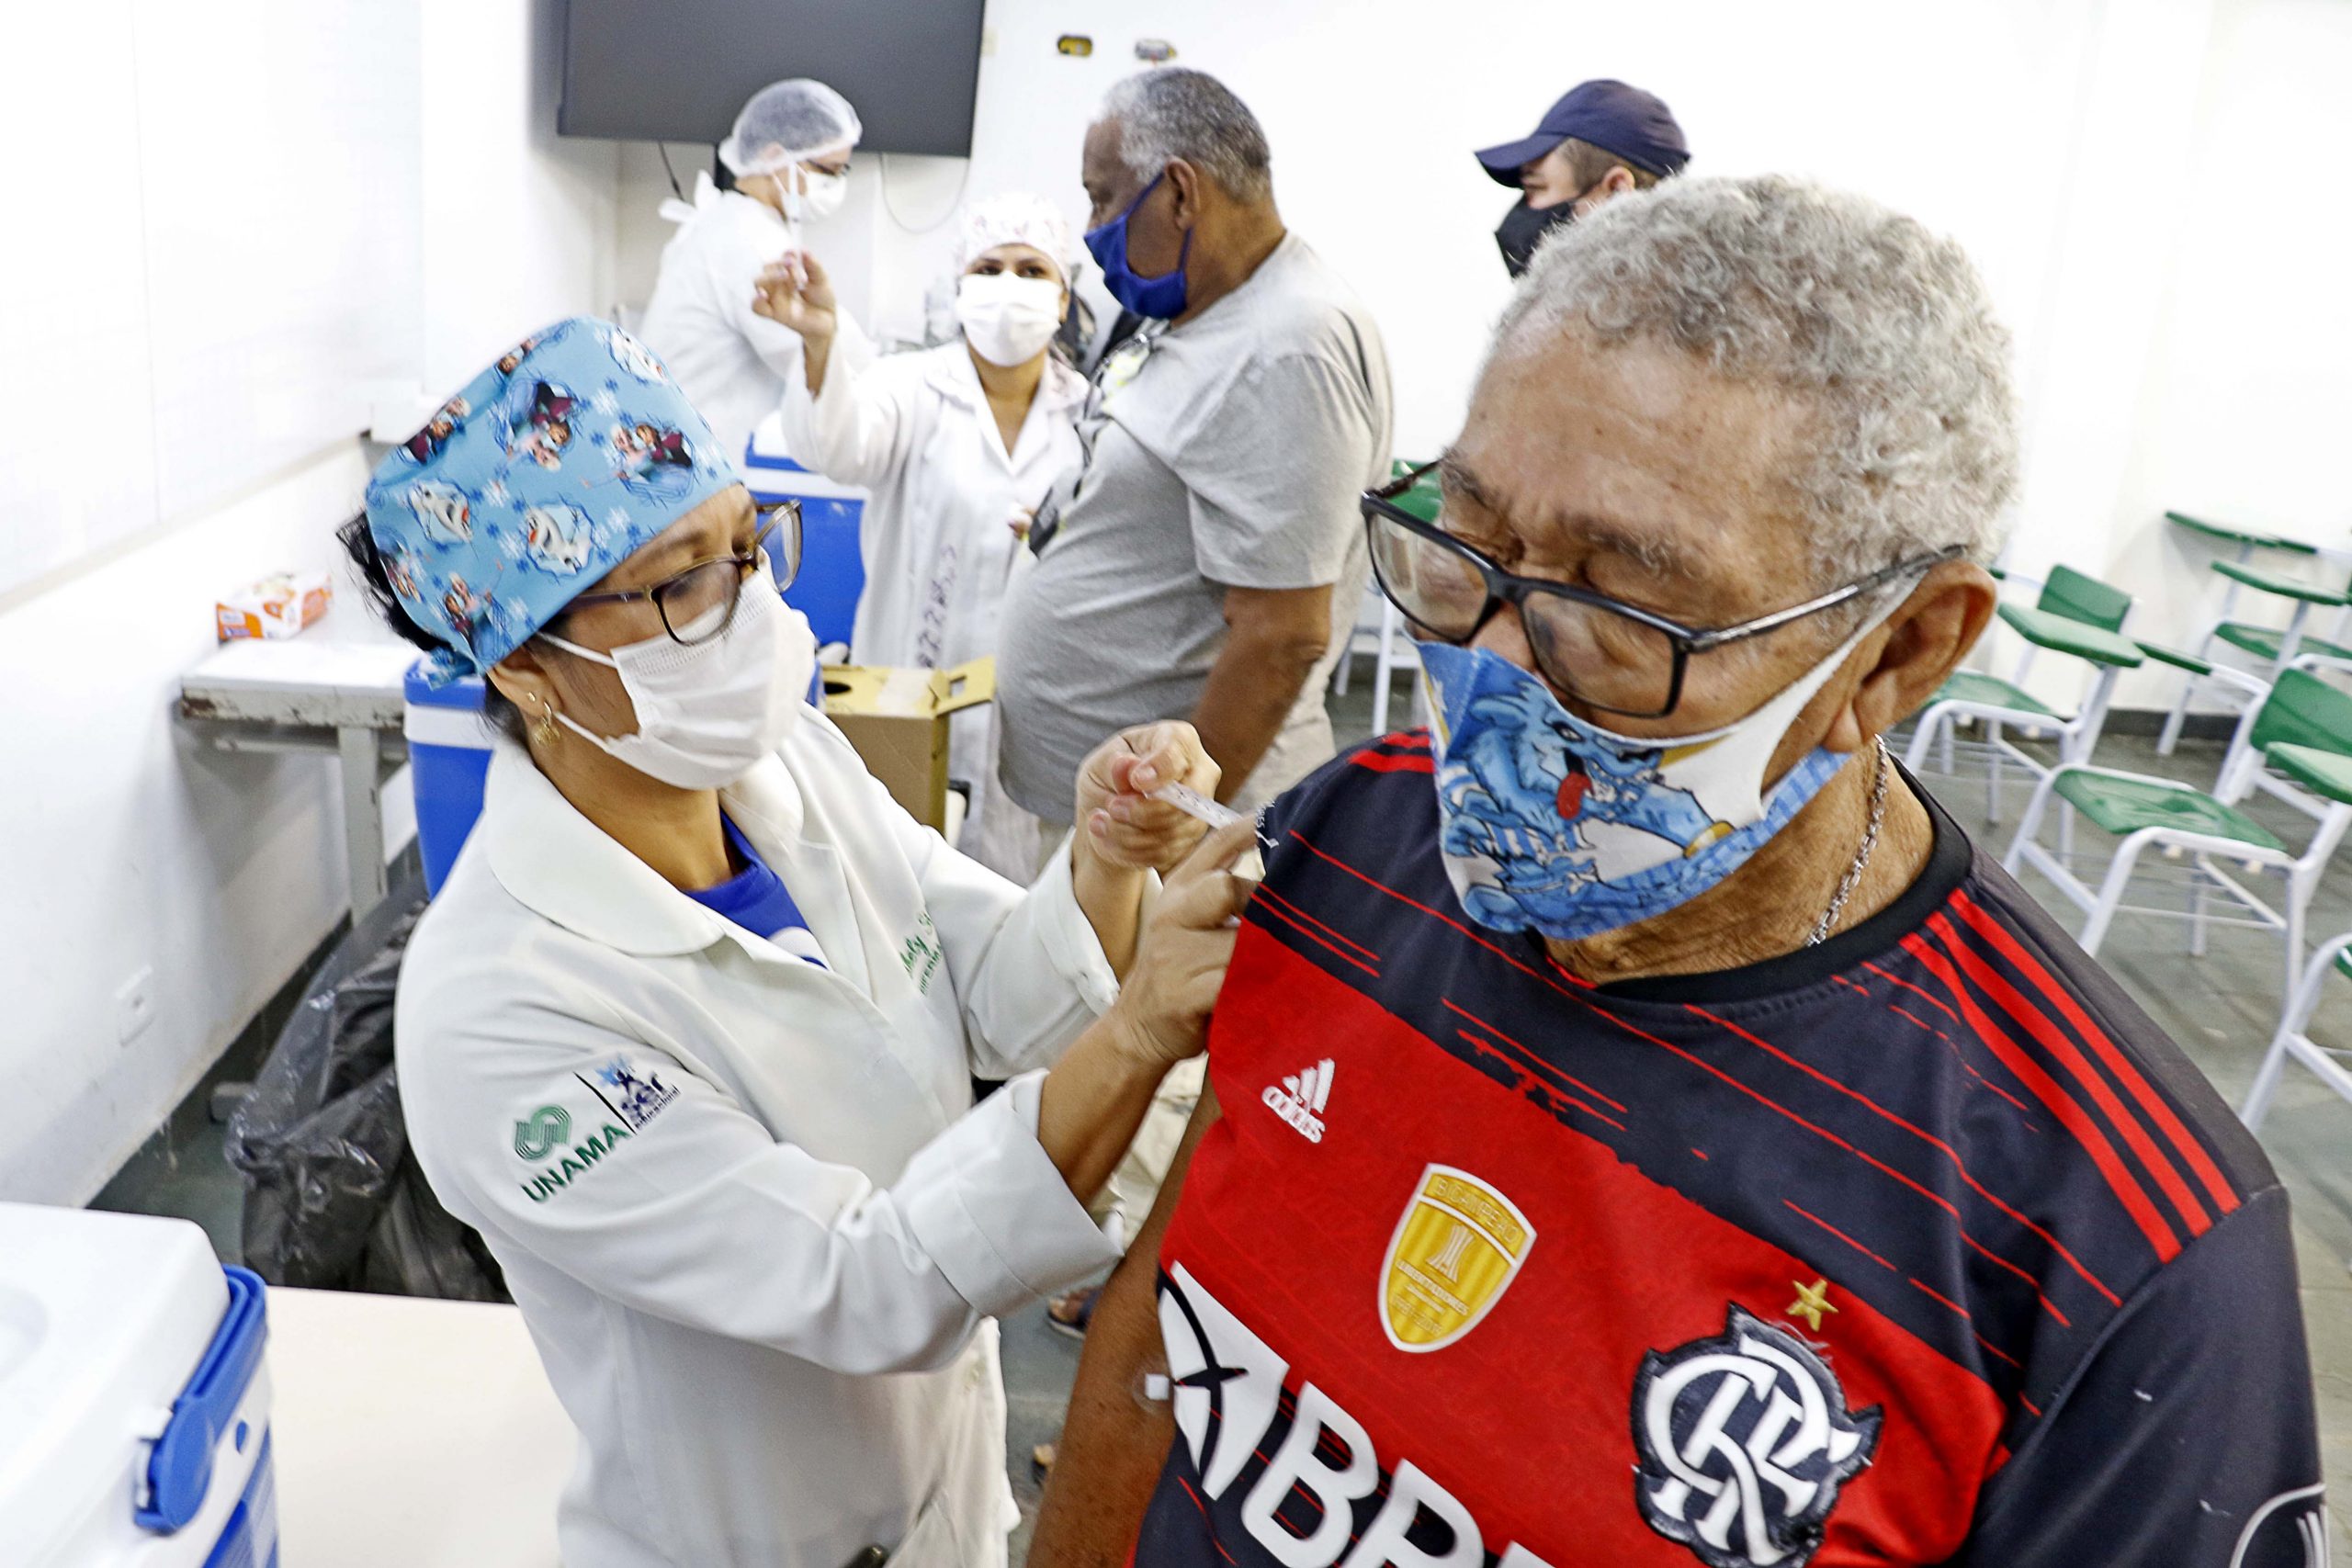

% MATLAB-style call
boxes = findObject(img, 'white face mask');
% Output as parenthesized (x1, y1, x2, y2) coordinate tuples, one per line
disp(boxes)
(542, 580, 817, 790)
(956, 273, 1064, 367)
(774, 165, 848, 223)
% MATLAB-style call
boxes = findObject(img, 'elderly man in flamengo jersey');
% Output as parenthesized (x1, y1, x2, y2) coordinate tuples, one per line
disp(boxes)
(1032, 176, 2326, 1568)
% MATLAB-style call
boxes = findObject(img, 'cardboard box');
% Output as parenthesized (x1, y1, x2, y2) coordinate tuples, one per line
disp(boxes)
(820, 657, 995, 829)
(217, 570, 333, 642)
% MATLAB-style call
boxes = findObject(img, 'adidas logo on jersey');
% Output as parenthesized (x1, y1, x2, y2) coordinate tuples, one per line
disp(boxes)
(1262, 1058, 1334, 1143)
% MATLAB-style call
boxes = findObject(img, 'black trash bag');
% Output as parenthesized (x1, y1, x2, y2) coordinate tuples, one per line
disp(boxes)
(225, 890, 507, 1302)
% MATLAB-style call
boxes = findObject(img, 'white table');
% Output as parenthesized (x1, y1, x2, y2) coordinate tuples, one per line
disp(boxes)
(267, 1289, 569, 1566)
(178, 637, 421, 920)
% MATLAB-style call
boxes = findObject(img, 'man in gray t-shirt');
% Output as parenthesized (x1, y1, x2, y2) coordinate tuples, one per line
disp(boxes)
(997, 71, 1394, 825)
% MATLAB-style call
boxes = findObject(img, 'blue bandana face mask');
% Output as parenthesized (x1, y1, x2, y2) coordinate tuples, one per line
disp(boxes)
(1083, 172, 1192, 320)
(1418, 621, 1876, 942)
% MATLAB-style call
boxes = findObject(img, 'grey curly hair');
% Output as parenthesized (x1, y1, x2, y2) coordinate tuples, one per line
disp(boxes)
(1098, 69, 1273, 205)
(1496, 175, 2019, 584)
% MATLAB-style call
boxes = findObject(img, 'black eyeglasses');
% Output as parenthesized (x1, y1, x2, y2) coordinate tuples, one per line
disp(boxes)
(1362, 462, 1962, 718)
(560, 502, 802, 647)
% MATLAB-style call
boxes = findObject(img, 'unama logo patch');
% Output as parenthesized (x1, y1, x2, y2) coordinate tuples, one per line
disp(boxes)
(1633, 1305, 1882, 1568)
(514, 1104, 570, 1161)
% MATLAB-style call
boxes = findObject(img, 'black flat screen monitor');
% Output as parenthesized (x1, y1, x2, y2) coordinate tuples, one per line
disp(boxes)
(559, 0, 986, 158)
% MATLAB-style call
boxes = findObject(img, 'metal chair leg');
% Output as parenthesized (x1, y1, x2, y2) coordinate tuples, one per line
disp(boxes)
(1903, 704, 1949, 773)
(2002, 770, 2064, 875)
(2158, 609, 2227, 756)
(1985, 722, 2005, 825)
(2156, 675, 2196, 757)
(2078, 833, 2155, 955)
(2241, 933, 2352, 1131)
(2281, 879, 2308, 1022)
(1370, 599, 1398, 737)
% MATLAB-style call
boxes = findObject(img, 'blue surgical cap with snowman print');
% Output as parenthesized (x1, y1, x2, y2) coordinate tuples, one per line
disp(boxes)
(362, 316, 740, 685)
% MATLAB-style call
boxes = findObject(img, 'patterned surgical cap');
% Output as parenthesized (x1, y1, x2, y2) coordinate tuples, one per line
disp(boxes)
(362, 317, 739, 684)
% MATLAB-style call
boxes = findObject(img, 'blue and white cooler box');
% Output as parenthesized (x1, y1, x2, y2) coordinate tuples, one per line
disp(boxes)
(403, 661, 492, 897)
(744, 417, 866, 652)
(0, 1203, 277, 1566)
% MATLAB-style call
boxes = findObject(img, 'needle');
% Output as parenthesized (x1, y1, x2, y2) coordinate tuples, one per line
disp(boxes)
(1148, 783, 1264, 884)
(1147, 781, 1244, 829)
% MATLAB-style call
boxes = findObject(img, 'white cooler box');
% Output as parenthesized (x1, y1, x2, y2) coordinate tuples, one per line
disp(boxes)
(0, 1203, 277, 1566)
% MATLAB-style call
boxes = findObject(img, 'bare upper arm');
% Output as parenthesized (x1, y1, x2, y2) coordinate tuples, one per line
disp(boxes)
(1219, 582, 1333, 658)
(1030, 1083, 1225, 1568)
(1125, 1079, 1222, 1270)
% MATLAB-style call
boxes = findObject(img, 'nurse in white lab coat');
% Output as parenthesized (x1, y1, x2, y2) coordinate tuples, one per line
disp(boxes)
(762, 196, 1089, 879)
(344, 316, 1250, 1568)
(638, 78, 873, 463)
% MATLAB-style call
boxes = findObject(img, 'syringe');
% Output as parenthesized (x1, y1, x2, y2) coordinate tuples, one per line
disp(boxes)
(1148, 783, 1265, 881)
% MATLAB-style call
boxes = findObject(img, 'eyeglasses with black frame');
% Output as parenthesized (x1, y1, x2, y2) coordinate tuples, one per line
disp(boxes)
(1361, 461, 1962, 719)
(559, 501, 802, 648)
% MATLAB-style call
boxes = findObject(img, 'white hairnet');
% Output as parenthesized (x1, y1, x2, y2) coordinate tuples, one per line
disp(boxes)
(718, 79, 862, 176)
(954, 193, 1078, 283)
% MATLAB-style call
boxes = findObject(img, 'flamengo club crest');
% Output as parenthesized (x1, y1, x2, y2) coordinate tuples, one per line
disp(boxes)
(1634, 1305, 1883, 1568)
(1379, 1164, 1535, 1352)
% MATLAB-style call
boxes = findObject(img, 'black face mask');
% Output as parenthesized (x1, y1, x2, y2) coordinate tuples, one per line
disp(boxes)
(1495, 186, 1595, 278)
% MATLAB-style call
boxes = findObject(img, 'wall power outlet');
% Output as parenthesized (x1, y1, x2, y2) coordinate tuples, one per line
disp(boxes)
(115, 967, 156, 1045)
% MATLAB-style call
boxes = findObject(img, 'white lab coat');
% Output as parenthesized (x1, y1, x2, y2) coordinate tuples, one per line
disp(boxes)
(395, 714, 1123, 1568)
(637, 172, 873, 463)
(779, 333, 1086, 876)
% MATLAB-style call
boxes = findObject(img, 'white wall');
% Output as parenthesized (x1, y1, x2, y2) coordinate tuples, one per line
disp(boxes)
(420, 0, 623, 392)
(612, 0, 2351, 711)
(0, 451, 373, 1204)
(0, 0, 621, 1206)
(2088, 0, 2352, 705)
(0, 0, 424, 602)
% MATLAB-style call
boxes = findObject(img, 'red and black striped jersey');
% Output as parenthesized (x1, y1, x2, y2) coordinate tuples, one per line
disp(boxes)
(1138, 732, 2323, 1568)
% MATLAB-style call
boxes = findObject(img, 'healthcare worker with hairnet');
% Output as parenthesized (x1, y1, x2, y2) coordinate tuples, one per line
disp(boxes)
(340, 316, 1253, 1568)
(638, 78, 871, 461)
(757, 194, 1088, 878)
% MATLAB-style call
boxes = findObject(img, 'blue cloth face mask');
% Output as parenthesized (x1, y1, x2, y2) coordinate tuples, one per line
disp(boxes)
(1417, 620, 1877, 942)
(1083, 173, 1192, 320)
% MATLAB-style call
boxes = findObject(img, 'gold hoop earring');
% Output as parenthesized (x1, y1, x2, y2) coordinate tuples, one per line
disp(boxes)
(533, 696, 561, 748)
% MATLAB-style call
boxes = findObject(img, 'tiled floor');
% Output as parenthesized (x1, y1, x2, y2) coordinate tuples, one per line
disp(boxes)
(93, 696, 2349, 1559)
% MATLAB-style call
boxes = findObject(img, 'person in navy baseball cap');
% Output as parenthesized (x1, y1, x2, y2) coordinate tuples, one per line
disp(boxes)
(1478, 79, 1690, 276)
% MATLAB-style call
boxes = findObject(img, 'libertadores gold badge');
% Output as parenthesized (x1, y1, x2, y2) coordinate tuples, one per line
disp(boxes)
(1379, 1164, 1536, 1353)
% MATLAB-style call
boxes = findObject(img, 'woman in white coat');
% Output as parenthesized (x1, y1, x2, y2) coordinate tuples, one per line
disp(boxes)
(638, 78, 872, 463)
(342, 316, 1250, 1568)
(756, 196, 1089, 878)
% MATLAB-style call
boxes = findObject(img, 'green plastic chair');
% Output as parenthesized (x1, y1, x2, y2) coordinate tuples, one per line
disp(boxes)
(1903, 565, 2143, 825)
(2005, 669, 2352, 1012)
(2156, 515, 2351, 757)
(2163, 509, 2320, 565)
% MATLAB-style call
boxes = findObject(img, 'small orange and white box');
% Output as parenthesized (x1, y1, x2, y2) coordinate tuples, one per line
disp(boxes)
(216, 571, 333, 642)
